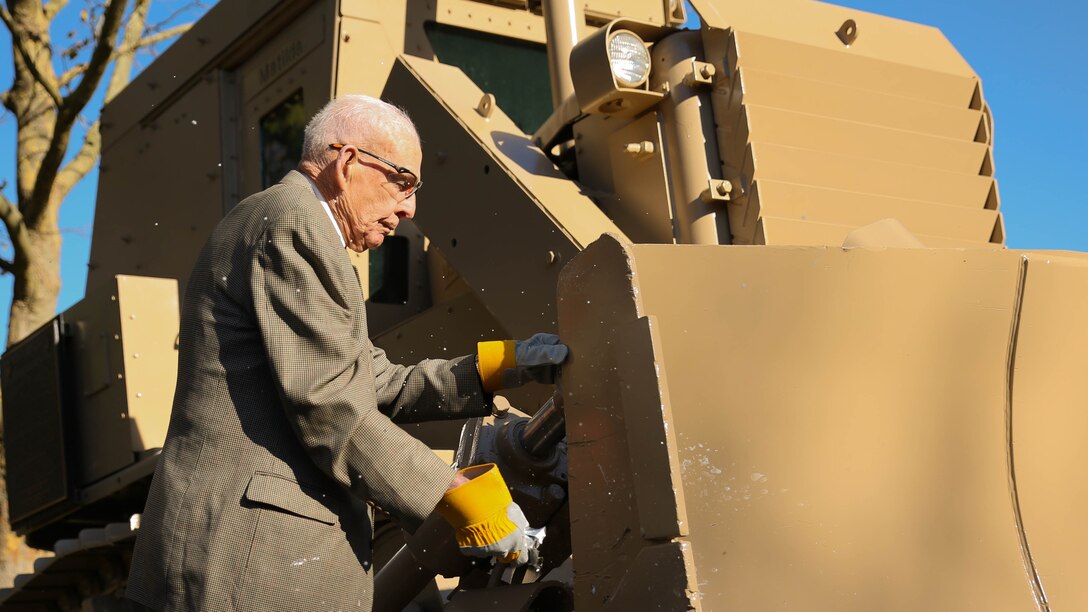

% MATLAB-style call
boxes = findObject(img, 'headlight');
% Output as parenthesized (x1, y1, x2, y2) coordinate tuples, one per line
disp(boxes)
(569, 19, 668, 117)
(608, 30, 651, 88)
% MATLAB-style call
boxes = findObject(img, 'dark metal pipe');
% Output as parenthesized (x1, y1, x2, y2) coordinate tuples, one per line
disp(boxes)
(541, 0, 583, 108)
(372, 545, 435, 612)
(651, 31, 729, 245)
(520, 391, 566, 457)
(373, 513, 472, 612)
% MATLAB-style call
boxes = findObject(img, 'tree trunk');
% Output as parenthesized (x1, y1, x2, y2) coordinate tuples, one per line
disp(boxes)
(6, 227, 62, 347)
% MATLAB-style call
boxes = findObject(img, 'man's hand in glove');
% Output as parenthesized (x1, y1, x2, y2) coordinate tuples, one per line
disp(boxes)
(477, 333, 568, 392)
(437, 464, 531, 565)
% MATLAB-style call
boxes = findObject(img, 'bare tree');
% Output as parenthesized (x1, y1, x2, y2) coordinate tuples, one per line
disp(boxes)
(0, 0, 196, 582)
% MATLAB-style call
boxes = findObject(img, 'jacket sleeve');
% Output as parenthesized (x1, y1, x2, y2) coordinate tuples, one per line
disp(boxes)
(370, 347, 492, 424)
(250, 211, 465, 530)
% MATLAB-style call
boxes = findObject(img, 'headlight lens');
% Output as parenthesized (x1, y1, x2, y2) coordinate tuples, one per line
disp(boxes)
(608, 30, 651, 88)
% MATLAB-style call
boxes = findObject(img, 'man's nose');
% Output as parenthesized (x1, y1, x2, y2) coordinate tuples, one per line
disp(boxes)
(397, 195, 416, 219)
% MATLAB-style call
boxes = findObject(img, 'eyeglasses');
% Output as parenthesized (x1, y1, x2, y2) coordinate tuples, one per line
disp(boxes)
(329, 143, 422, 198)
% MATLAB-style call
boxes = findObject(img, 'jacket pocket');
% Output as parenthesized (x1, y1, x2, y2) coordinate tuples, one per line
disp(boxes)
(243, 471, 338, 525)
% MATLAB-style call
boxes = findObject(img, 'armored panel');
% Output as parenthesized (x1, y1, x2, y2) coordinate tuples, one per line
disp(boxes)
(383, 56, 624, 338)
(236, 0, 335, 199)
(582, 0, 683, 25)
(692, 0, 1004, 247)
(558, 236, 1088, 610)
(604, 112, 674, 243)
(1, 320, 74, 527)
(113, 276, 180, 452)
(88, 75, 227, 296)
(743, 180, 1000, 244)
(99, 0, 295, 150)
(1, 277, 177, 536)
(59, 275, 180, 485)
(724, 67, 989, 143)
(1008, 252, 1088, 610)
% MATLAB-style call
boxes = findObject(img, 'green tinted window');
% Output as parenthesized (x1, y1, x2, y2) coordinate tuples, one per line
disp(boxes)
(259, 89, 305, 189)
(425, 23, 552, 134)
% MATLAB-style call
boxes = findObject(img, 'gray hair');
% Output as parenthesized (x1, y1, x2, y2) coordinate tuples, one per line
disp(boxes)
(301, 95, 418, 165)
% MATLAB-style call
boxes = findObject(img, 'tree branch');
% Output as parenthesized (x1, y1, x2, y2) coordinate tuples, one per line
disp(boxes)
(59, 0, 127, 117)
(0, 6, 63, 107)
(151, 1, 205, 30)
(53, 120, 100, 201)
(57, 63, 86, 88)
(61, 22, 194, 92)
(130, 22, 192, 52)
(0, 191, 31, 272)
(43, 0, 71, 21)
(0, 258, 13, 275)
(26, 0, 127, 224)
(105, 0, 150, 102)
(0, 190, 21, 234)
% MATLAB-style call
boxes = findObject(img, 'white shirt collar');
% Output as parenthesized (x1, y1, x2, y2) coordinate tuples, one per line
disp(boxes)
(304, 175, 346, 248)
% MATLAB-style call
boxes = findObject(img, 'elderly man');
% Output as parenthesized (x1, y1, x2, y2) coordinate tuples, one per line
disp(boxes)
(126, 95, 565, 611)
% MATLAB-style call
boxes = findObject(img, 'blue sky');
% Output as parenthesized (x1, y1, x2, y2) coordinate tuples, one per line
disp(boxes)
(0, 0, 1085, 348)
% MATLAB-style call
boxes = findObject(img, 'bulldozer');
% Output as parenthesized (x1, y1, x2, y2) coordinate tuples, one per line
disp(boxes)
(2, 0, 1086, 609)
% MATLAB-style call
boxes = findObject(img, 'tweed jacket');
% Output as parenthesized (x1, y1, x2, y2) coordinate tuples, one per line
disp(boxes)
(126, 171, 491, 611)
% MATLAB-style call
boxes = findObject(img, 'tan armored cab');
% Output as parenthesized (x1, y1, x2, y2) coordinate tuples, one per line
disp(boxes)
(2, 0, 1086, 610)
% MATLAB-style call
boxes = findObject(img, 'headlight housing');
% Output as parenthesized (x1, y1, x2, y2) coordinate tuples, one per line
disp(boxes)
(569, 19, 672, 117)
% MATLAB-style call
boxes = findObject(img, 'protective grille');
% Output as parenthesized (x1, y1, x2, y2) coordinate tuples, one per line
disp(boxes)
(0, 318, 73, 527)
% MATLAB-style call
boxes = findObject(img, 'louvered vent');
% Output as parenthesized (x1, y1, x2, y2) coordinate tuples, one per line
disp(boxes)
(696, 0, 1003, 247)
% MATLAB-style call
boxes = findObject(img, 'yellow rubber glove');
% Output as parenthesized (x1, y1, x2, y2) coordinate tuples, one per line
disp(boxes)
(436, 464, 530, 565)
(477, 333, 568, 392)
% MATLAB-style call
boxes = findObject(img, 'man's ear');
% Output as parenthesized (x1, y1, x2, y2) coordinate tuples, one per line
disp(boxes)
(333, 148, 354, 187)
